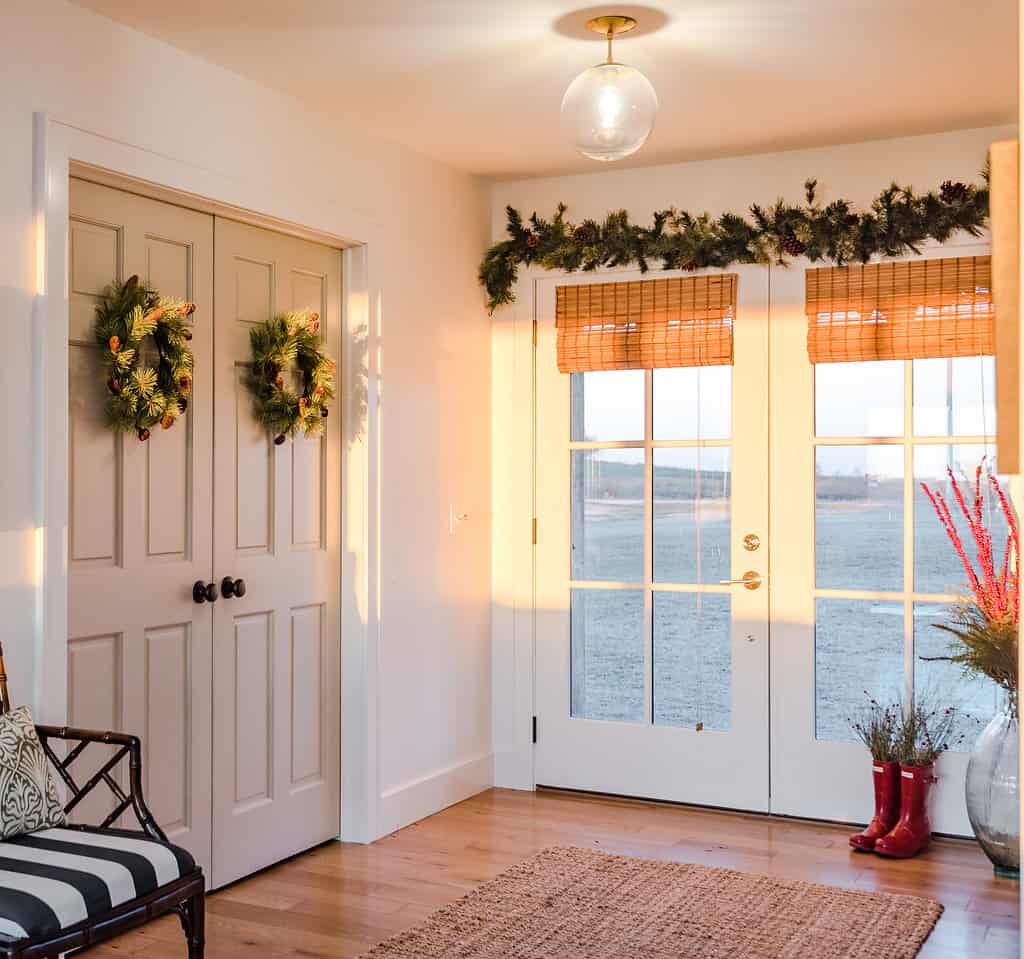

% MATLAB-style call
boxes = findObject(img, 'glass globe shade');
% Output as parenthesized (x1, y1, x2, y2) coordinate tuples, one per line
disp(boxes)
(560, 62, 658, 162)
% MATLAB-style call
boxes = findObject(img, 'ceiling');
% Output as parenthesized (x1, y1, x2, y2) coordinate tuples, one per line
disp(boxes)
(73, 1, 1018, 179)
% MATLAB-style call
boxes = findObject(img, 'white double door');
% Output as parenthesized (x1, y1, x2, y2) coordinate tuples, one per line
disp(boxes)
(67, 179, 341, 888)
(536, 251, 995, 835)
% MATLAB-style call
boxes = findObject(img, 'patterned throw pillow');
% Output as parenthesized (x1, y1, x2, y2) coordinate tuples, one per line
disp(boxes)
(0, 706, 66, 839)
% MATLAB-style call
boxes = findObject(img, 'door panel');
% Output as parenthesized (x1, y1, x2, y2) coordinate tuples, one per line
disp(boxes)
(770, 243, 996, 837)
(67, 178, 214, 872)
(212, 218, 341, 888)
(534, 266, 770, 811)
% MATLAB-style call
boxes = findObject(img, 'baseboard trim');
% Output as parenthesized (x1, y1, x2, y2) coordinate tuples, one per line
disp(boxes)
(378, 751, 494, 837)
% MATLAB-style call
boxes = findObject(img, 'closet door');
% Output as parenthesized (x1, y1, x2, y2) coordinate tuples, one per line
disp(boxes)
(211, 218, 341, 888)
(67, 178, 214, 875)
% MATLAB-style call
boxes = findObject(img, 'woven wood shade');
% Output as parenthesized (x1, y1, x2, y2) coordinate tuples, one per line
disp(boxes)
(806, 256, 993, 364)
(555, 275, 737, 373)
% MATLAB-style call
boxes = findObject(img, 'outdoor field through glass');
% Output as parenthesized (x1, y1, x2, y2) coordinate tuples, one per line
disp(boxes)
(569, 357, 1002, 748)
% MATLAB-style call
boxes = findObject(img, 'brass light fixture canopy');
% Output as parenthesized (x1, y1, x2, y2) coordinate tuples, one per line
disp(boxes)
(585, 15, 639, 38)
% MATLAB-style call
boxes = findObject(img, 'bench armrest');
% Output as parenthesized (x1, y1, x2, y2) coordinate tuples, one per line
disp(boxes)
(34, 725, 166, 842)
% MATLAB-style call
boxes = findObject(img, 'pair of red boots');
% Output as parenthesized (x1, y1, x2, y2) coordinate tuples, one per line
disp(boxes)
(849, 761, 937, 857)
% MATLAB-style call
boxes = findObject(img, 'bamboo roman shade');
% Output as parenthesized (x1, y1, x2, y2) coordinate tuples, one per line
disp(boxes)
(806, 256, 993, 364)
(555, 274, 737, 373)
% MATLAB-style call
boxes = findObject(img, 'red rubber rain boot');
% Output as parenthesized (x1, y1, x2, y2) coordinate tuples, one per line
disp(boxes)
(849, 760, 901, 852)
(874, 764, 937, 859)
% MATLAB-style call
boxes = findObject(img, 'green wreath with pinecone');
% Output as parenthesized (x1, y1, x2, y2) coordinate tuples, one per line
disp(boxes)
(246, 310, 336, 445)
(94, 275, 195, 441)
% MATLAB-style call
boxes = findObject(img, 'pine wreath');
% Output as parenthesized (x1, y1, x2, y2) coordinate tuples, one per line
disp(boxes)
(93, 275, 195, 442)
(247, 311, 336, 445)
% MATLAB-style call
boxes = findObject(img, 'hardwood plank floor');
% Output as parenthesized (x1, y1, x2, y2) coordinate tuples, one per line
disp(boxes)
(92, 788, 1018, 958)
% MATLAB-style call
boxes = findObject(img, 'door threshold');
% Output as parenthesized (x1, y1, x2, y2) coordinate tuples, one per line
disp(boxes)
(535, 785, 976, 842)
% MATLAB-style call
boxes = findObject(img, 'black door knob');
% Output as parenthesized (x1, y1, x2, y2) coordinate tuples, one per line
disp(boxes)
(221, 576, 247, 599)
(193, 581, 218, 604)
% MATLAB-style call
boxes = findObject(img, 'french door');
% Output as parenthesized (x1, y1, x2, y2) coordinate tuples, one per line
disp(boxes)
(535, 266, 771, 811)
(535, 245, 998, 835)
(771, 242, 999, 837)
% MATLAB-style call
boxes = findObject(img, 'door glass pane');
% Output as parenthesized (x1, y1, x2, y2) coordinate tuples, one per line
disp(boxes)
(914, 603, 999, 751)
(654, 593, 730, 730)
(571, 589, 644, 723)
(653, 448, 731, 584)
(913, 356, 996, 437)
(914, 445, 1005, 595)
(815, 360, 903, 437)
(653, 366, 731, 440)
(816, 445, 904, 590)
(815, 599, 904, 743)
(571, 370, 644, 441)
(571, 449, 644, 582)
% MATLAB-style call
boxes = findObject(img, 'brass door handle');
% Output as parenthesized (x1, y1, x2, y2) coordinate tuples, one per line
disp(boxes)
(719, 571, 762, 590)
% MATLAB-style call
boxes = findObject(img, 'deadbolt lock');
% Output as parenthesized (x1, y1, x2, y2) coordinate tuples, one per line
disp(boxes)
(743, 533, 761, 552)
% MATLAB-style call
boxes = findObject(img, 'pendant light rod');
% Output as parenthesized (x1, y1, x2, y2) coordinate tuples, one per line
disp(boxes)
(585, 14, 638, 66)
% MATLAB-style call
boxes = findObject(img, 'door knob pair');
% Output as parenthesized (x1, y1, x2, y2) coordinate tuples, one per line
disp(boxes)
(192, 577, 246, 604)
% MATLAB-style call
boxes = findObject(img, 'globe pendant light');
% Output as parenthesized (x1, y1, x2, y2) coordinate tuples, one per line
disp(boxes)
(561, 15, 658, 163)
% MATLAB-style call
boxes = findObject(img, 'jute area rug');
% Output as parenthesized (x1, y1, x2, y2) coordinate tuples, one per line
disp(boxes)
(360, 846, 942, 959)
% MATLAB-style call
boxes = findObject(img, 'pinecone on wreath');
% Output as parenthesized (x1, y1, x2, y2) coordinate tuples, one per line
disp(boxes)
(940, 180, 970, 204)
(573, 224, 597, 245)
(781, 231, 807, 257)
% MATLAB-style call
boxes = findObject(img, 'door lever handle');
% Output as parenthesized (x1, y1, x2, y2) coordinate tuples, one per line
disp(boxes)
(719, 571, 762, 590)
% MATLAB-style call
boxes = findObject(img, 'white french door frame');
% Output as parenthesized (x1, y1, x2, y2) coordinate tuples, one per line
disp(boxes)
(31, 113, 381, 842)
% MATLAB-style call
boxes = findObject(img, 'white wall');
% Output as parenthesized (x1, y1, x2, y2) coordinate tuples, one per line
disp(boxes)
(0, 0, 493, 840)
(489, 125, 1016, 789)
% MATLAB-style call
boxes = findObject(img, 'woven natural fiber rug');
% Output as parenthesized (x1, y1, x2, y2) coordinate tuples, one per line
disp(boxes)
(359, 846, 942, 959)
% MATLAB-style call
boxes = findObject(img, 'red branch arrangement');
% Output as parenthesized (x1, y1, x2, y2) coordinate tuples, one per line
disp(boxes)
(920, 462, 1020, 625)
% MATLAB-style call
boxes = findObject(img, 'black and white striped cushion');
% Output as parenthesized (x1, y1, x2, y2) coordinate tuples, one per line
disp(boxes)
(0, 827, 194, 943)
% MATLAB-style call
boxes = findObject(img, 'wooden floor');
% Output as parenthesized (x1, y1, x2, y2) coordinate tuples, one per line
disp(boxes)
(93, 788, 1018, 958)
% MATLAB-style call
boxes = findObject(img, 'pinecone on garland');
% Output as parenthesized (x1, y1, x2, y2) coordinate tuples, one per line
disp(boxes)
(781, 231, 807, 256)
(573, 224, 597, 245)
(940, 180, 970, 204)
(525, 232, 540, 249)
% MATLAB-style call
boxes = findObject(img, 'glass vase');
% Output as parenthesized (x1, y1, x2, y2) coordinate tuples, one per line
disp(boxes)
(965, 691, 1019, 878)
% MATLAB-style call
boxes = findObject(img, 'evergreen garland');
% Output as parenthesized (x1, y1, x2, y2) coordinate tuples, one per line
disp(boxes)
(246, 311, 336, 445)
(93, 275, 195, 441)
(479, 174, 989, 313)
